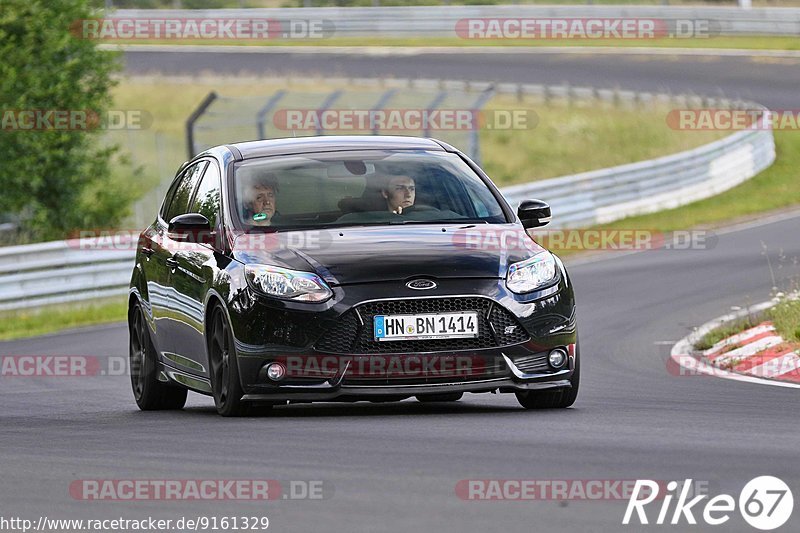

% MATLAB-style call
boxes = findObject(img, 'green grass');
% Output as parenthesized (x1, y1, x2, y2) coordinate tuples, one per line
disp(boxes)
(109, 35, 800, 51)
(480, 95, 724, 184)
(0, 298, 127, 342)
(574, 131, 800, 235)
(770, 298, 800, 343)
(695, 317, 761, 351)
(694, 297, 800, 351)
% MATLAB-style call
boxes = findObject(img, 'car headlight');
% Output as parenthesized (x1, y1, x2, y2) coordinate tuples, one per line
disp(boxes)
(506, 252, 558, 294)
(245, 264, 333, 302)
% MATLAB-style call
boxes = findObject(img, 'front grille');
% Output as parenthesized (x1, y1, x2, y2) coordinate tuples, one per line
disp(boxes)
(489, 304, 530, 346)
(312, 311, 360, 354)
(315, 297, 529, 354)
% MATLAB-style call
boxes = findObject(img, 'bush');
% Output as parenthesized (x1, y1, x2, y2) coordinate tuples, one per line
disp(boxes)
(0, 0, 138, 241)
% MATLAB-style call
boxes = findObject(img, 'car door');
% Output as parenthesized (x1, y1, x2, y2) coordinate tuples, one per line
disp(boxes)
(156, 160, 207, 367)
(168, 160, 224, 376)
(139, 172, 183, 356)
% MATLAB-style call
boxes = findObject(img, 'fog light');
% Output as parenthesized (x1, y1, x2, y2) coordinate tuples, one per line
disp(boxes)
(548, 348, 567, 369)
(265, 362, 286, 381)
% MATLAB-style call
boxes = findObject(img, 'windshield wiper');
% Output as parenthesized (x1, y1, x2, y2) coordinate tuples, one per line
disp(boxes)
(395, 218, 488, 225)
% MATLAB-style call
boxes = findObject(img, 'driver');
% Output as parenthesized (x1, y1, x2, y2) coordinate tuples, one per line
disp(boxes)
(382, 175, 415, 215)
(243, 174, 279, 227)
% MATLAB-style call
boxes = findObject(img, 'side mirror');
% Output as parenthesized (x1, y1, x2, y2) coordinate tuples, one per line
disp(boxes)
(518, 199, 552, 228)
(168, 213, 212, 240)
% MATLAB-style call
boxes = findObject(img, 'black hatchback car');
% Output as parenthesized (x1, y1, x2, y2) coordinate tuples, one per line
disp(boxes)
(128, 136, 579, 416)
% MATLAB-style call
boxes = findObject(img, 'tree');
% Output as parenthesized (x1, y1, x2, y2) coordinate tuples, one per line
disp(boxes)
(0, 0, 137, 241)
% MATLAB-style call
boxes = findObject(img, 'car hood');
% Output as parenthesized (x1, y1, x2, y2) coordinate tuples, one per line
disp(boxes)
(232, 224, 545, 286)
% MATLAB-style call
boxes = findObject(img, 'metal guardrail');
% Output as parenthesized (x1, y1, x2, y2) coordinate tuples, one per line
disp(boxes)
(0, 240, 134, 311)
(0, 83, 776, 312)
(502, 122, 775, 228)
(114, 6, 800, 37)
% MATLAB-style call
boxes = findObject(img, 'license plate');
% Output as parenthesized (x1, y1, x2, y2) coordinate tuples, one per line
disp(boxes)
(374, 312, 479, 341)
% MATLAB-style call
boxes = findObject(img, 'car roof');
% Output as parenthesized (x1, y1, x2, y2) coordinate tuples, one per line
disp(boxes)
(225, 135, 449, 160)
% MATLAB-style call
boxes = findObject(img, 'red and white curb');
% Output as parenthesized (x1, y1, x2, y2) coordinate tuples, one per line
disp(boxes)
(701, 321, 800, 382)
(670, 298, 800, 389)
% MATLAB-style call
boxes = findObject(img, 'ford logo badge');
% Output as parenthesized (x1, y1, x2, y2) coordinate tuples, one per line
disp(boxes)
(406, 279, 437, 290)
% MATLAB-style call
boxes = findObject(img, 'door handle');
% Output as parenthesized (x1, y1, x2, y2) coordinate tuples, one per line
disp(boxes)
(166, 257, 179, 269)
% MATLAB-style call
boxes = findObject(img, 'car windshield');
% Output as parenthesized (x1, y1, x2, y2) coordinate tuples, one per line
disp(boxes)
(231, 150, 507, 230)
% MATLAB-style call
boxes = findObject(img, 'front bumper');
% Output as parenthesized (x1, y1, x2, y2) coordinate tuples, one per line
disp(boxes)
(241, 354, 575, 402)
(229, 276, 577, 402)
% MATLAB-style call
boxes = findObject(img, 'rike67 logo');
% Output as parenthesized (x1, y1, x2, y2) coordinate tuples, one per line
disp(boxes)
(623, 477, 793, 530)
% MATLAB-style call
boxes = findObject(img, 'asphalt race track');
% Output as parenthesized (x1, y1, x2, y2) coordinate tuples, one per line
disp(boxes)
(122, 48, 800, 108)
(3, 211, 800, 532)
(1, 50, 799, 532)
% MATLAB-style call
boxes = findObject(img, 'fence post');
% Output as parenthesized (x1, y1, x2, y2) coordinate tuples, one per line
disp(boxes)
(185, 91, 218, 159)
(468, 85, 495, 166)
(423, 91, 448, 138)
(370, 88, 398, 134)
(256, 90, 287, 140)
(316, 90, 344, 136)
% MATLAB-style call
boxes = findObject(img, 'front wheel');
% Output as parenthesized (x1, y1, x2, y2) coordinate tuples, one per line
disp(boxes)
(515, 341, 580, 410)
(129, 303, 187, 411)
(208, 305, 251, 417)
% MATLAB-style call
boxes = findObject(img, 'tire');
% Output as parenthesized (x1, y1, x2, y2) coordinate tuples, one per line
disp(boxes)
(129, 302, 187, 411)
(515, 340, 580, 410)
(208, 305, 252, 417)
(416, 392, 463, 403)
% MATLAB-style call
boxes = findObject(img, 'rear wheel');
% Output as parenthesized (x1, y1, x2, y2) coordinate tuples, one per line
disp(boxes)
(208, 305, 253, 417)
(515, 341, 580, 410)
(416, 392, 463, 403)
(129, 303, 187, 410)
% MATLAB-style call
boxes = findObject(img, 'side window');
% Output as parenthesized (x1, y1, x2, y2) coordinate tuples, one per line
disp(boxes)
(190, 162, 222, 230)
(163, 162, 207, 222)
(465, 183, 489, 218)
(160, 173, 183, 220)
